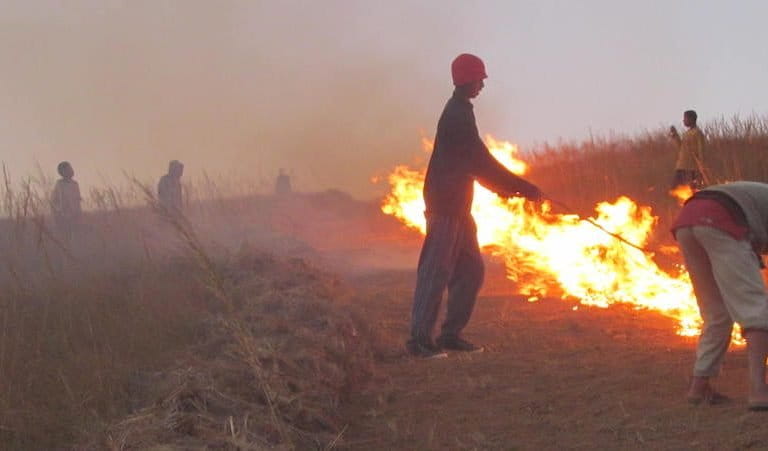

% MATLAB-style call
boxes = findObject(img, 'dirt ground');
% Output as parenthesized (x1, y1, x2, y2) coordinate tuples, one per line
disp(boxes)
(261, 194, 768, 450)
(334, 262, 768, 451)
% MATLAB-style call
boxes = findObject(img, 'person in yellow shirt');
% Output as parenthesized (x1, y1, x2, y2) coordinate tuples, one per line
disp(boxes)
(669, 109, 707, 189)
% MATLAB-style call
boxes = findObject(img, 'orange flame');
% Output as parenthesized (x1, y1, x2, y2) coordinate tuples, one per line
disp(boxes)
(669, 185, 694, 206)
(382, 135, 736, 342)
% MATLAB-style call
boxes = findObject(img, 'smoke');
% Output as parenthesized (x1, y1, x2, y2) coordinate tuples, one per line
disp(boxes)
(0, 1, 460, 198)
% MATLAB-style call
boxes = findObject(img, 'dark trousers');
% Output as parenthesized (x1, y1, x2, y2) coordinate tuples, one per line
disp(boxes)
(410, 214, 484, 343)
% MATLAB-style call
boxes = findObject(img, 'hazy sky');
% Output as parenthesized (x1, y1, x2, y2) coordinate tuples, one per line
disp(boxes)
(2, 1, 768, 198)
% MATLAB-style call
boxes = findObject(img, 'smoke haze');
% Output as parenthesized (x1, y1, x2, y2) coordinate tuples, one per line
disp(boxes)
(3, 1, 768, 197)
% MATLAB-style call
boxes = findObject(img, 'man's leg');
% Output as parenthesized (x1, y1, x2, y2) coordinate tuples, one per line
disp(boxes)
(409, 216, 460, 348)
(438, 218, 484, 350)
(744, 330, 768, 407)
(676, 227, 734, 399)
(440, 249, 484, 336)
(697, 226, 768, 406)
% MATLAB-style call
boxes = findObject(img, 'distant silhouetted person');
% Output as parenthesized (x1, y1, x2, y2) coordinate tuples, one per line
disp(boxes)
(275, 168, 292, 196)
(158, 160, 184, 213)
(51, 161, 82, 240)
(669, 109, 707, 189)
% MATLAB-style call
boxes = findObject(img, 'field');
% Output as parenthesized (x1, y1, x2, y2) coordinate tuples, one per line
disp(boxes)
(3, 117, 768, 449)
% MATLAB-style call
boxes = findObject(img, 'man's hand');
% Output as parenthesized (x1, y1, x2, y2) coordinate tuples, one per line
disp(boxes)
(500, 183, 542, 202)
(668, 125, 679, 139)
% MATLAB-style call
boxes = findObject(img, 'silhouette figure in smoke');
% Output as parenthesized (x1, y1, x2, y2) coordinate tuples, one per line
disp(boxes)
(51, 161, 82, 241)
(275, 168, 292, 196)
(158, 160, 184, 214)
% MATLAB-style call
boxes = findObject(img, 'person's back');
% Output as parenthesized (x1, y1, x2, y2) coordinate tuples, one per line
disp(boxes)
(424, 94, 478, 216)
(52, 179, 82, 220)
(51, 161, 82, 239)
(275, 169, 292, 196)
(677, 125, 706, 172)
(424, 91, 538, 216)
(158, 160, 184, 212)
(702, 181, 768, 252)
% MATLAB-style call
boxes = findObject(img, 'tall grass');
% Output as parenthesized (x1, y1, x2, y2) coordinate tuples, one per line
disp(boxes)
(0, 167, 375, 449)
(527, 114, 768, 236)
(0, 170, 210, 447)
(2, 114, 768, 448)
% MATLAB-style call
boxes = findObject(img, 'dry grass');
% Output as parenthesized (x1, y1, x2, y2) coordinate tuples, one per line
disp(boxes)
(529, 114, 768, 214)
(92, 251, 374, 450)
(3, 114, 768, 449)
(524, 115, 768, 256)
(0, 174, 375, 449)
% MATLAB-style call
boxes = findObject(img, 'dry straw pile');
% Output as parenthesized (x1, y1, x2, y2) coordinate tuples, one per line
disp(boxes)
(93, 251, 374, 450)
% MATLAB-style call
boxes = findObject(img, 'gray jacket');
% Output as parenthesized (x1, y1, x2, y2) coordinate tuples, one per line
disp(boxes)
(704, 181, 768, 253)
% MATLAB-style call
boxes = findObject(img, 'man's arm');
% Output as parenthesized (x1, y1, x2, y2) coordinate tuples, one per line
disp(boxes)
(442, 107, 541, 200)
(471, 142, 541, 201)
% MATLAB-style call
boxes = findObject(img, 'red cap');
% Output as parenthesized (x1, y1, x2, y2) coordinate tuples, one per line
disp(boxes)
(451, 53, 487, 86)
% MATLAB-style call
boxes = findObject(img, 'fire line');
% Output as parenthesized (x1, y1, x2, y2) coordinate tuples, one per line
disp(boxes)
(380, 135, 744, 344)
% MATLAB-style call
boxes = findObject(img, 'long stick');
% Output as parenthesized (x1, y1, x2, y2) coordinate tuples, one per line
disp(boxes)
(543, 195, 655, 256)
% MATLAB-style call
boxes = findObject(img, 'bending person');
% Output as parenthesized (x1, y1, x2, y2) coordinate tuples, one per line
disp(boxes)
(673, 181, 768, 410)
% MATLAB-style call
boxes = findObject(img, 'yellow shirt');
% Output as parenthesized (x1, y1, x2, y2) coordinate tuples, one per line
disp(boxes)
(675, 126, 706, 171)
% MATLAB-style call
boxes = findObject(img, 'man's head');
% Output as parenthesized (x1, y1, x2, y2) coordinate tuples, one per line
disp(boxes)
(683, 110, 698, 127)
(57, 161, 74, 179)
(452, 53, 487, 99)
(168, 160, 184, 178)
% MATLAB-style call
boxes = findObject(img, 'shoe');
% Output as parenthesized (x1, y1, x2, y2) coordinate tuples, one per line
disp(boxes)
(436, 335, 484, 353)
(406, 339, 448, 359)
(748, 402, 768, 411)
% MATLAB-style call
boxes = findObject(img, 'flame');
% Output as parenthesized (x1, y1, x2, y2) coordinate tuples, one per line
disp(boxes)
(421, 137, 435, 153)
(669, 185, 694, 205)
(382, 135, 740, 342)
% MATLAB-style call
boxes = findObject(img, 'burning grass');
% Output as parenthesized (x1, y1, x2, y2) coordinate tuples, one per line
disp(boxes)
(380, 116, 768, 341)
(4, 114, 768, 448)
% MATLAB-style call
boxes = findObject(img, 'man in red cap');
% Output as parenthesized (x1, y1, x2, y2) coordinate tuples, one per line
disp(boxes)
(407, 53, 542, 358)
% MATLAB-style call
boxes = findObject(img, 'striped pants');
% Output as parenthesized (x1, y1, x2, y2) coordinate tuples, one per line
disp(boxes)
(410, 214, 484, 343)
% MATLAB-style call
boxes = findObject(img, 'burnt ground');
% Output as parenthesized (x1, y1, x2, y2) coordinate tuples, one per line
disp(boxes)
(6, 190, 766, 449)
(335, 263, 767, 450)
(256, 193, 768, 450)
